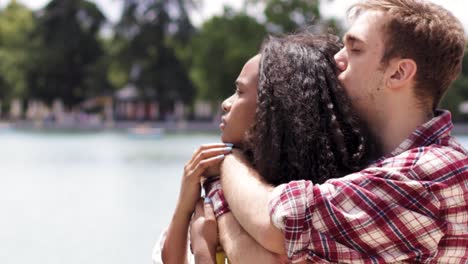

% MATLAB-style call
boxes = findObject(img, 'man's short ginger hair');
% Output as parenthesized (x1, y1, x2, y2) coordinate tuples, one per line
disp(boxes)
(348, 0, 466, 110)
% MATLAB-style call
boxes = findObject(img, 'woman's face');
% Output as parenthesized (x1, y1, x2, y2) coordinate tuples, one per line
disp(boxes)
(220, 54, 260, 145)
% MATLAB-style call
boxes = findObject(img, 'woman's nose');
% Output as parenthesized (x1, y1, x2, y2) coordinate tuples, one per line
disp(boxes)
(334, 48, 348, 72)
(221, 96, 233, 113)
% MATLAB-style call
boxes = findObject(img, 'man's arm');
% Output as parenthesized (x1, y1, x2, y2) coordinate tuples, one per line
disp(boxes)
(219, 150, 286, 254)
(220, 148, 466, 263)
(218, 212, 284, 264)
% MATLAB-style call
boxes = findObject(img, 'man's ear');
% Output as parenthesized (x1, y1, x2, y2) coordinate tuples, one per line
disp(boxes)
(387, 59, 417, 89)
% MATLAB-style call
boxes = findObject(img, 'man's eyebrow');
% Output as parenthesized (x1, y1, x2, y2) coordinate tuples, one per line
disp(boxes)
(343, 34, 364, 45)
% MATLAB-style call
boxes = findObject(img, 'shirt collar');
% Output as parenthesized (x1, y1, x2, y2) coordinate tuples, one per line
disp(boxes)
(379, 109, 453, 160)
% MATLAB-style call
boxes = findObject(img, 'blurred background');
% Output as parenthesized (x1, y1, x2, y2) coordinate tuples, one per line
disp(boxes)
(0, 0, 467, 263)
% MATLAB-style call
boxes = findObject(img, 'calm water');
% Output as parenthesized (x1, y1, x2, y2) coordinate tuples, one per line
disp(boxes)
(0, 130, 467, 264)
(0, 130, 219, 264)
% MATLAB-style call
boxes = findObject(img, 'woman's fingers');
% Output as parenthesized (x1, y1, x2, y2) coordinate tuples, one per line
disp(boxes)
(192, 197, 217, 233)
(189, 153, 226, 180)
(185, 143, 230, 170)
(191, 143, 231, 159)
(193, 197, 204, 218)
(192, 146, 232, 167)
(190, 198, 219, 256)
(182, 143, 233, 185)
(203, 197, 216, 222)
(186, 145, 232, 170)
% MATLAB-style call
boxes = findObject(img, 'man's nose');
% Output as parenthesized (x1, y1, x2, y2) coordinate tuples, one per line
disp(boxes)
(334, 48, 348, 72)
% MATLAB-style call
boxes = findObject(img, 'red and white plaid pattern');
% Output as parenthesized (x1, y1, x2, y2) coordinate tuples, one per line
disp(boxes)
(206, 179, 230, 218)
(208, 110, 468, 263)
(269, 110, 468, 263)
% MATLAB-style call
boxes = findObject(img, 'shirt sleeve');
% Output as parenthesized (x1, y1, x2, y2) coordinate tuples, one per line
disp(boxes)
(205, 178, 231, 218)
(268, 168, 448, 262)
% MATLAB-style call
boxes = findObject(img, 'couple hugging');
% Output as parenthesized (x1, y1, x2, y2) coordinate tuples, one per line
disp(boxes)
(156, 0, 468, 263)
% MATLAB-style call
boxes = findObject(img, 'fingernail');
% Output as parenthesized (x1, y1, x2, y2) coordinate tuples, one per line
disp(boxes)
(204, 196, 212, 204)
(224, 146, 232, 152)
(216, 154, 225, 159)
(224, 143, 234, 147)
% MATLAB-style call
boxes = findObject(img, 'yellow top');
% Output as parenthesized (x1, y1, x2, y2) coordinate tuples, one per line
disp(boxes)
(216, 246, 229, 264)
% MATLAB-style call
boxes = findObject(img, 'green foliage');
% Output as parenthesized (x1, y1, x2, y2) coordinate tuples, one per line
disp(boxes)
(115, 0, 197, 115)
(246, 0, 324, 33)
(104, 37, 130, 90)
(265, 0, 320, 33)
(0, 0, 35, 100)
(189, 8, 267, 102)
(441, 47, 468, 122)
(26, 0, 109, 106)
(0, 0, 467, 123)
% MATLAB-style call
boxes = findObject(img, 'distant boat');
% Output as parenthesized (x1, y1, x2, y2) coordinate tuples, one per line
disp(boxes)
(127, 126, 164, 139)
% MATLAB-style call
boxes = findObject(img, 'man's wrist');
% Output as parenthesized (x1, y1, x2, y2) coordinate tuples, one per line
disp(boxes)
(203, 176, 220, 193)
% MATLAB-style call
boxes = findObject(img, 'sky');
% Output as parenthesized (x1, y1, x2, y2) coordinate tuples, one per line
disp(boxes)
(0, 0, 467, 34)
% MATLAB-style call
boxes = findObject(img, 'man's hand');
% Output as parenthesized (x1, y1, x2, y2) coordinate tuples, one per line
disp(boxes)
(189, 198, 218, 264)
(220, 149, 286, 255)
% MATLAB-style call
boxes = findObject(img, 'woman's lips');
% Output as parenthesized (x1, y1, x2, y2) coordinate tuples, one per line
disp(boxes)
(220, 118, 226, 130)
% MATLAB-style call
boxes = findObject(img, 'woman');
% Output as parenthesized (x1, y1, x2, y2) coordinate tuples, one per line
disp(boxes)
(225, 33, 370, 186)
(154, 32, 374, 264)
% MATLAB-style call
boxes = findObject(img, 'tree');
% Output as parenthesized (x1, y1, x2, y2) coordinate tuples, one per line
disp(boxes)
(0, 0, 35, 103)
(189, 8, 267, 102)
(114, 0, 197, 117)
(246, 0, 338, 34)
(26, 0, 109, 106)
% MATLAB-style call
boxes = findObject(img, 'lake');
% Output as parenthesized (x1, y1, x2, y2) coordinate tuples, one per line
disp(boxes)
(0, 130, 467, 264)
(0, 130, 219, 264)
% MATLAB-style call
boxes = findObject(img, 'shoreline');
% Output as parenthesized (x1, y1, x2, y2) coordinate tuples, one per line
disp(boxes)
(0, 120, 220, 133)
(2, 120, 468, 135)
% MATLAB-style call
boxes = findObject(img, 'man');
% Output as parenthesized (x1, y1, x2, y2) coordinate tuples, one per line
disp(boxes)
(207, 0, 468, 263)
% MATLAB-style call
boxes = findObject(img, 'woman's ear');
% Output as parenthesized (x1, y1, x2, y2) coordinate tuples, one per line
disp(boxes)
(387, 59, 417, 90)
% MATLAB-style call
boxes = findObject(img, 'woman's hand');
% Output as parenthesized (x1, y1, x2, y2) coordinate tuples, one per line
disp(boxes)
(162, 144, 231, 264)
(176, 143, 232, 217)
(190, 198, 218, 264)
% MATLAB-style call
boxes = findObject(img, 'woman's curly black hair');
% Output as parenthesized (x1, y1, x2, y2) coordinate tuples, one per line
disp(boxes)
(243, 33, 376, 185)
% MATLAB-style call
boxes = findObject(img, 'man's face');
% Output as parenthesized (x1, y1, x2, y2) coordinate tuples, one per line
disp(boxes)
(334, 10, 388, 126)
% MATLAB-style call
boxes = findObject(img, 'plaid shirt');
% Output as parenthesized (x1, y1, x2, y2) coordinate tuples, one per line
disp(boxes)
(209, 110, 468, 263)
(268, 110, 468, 263)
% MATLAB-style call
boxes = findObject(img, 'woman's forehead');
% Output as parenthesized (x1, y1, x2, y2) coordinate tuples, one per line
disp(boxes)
(237, 55, 261, 86)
